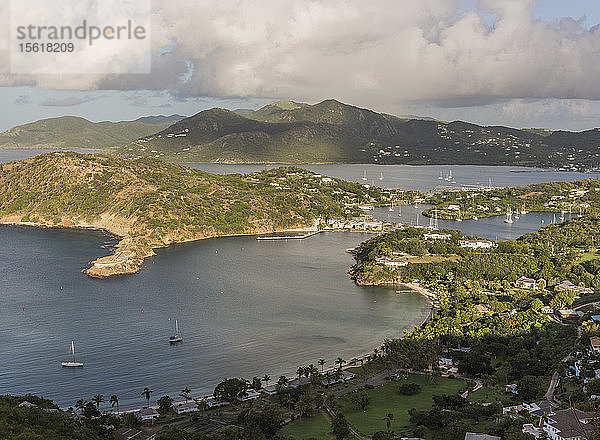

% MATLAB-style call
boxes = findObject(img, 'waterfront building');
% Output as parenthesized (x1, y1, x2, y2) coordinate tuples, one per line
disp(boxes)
(459, 239, 494, 249)
(543, 409, 594, 440)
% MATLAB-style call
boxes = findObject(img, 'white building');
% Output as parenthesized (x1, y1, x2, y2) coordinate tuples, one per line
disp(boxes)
(543, 409, 594, 440)
(174, 402, 199, 414)
(423, 233, 451, 240)
(136, 408, 160, 421)
(460, 240, 494, 249)
(236, 389, 261, 402)
(375, 257, 408, 267)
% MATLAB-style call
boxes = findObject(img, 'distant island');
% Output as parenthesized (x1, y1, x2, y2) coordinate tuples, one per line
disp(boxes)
(0, 152, 384, 277)
(2, 100, 600, 170)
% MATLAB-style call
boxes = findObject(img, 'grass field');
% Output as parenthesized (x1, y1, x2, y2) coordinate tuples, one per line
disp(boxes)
(336, 373, 465, 436)
(280, 411, 333, 439)
(580, 251, 600, 262)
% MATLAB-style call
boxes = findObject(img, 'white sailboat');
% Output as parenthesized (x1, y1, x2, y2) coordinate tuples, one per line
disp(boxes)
(504, 206, 513, 224)
(169, 319, 183, 344)
(438, 171, 443, 180)
(389, 200, 394, 212)
(559, 210, 565, 222)
(379, 172, 384, 181)
(398, 203, 402, 217)
(362, 170, 367, 181)
(61, 340, 84, 368)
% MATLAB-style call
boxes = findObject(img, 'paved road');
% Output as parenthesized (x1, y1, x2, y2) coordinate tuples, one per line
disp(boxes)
(545, 371, 560, 402)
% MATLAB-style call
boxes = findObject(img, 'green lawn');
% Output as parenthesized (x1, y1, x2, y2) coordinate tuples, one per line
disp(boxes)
(580, 251, 600, 262)
(337, 374, 465, 436)
(280, 411, 333, 439)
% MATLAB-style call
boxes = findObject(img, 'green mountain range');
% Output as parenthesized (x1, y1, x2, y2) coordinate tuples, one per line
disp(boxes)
(116, 99, 600, 170)
(0, 115, 184, 150)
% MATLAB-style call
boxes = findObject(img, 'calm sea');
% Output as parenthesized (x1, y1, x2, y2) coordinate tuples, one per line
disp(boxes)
(0, 149, 583, 410)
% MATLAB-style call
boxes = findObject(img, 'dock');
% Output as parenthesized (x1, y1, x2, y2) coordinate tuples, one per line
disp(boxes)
(256, 231, 320, 240)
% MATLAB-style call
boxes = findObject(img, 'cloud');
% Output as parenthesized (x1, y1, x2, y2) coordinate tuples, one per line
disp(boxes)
(40, 95, 97, 106)
(1, 0, 600, 110)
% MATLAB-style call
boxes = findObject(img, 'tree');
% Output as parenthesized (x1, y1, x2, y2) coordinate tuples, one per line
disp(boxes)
(318, 359, 326, 372)
(331, 413, 350, 440)
(517, 376, 544, 401)
(252, 377, 263, 390)
(262, 375, 271, 387)
(214, 378, 248, 402)
(335, 357, 346, 370)
(157, 395, 173, 415)
(383, 413, 394, 431)
(240, 403, 284, 438)
(180, 387, 191, 403)
(297, 394, 315, 418)
(109, 394, 119, 415)
(75, 399, 87, 415)
(91, 394, 104, 410)
(141, 387, 153, 408)
(350, 391, 370, 412)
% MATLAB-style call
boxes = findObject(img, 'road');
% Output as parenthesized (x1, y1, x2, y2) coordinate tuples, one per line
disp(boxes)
(545, 371, 560, 402)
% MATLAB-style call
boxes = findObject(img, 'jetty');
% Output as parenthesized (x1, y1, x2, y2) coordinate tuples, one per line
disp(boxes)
(256, 231, 320, 240)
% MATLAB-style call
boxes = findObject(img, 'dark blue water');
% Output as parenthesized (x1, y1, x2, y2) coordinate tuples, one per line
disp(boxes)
(0, 227, 429, 410)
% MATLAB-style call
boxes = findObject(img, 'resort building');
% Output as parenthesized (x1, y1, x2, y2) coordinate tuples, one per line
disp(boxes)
(173, 402, 199, 414)
(543, 409, 594, 440)
(423, 232, 451, 240)
(237, 389, 261, 401)
(555, 280, 594, 295)
(136, 408, 160, 422)
(515, 276, 540, 289)
(557, 309, 580, 320)
(375, 257, 408, 267)
(459, 240, 494, 249)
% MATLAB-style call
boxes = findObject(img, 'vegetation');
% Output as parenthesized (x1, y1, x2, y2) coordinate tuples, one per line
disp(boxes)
(115, 99, 600, 170)
(0, 115, 180, 150)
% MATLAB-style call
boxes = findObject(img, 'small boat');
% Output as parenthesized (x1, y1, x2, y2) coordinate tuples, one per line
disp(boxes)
(438, 171, 443, 180)
(379, 172, 384, 181)
(169, 319, 183, 344)
(62, 340, 84, 368)
(472, 216, 478, 221)
(389, 200, 394, 212)
(362, 170, 367, 181)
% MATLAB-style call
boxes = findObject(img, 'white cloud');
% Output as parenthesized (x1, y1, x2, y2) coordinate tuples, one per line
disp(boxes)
(1, 0, 600, 110)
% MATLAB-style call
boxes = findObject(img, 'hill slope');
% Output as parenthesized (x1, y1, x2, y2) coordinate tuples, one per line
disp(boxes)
(118, 100, 600, 170)
(0, 116, 181, 150)
(0, 152, 379, 277)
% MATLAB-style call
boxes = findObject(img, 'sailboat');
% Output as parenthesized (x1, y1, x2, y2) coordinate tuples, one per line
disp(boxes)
(504, 206, 513, 224)
(445, 170, 453, 182)
(398, 203, 402, 217)
(438, 171, 443, 180)
(389, 200, 394, 212)
(379, 172, 384, 181)
(559, 210, 565, 222)
(362, 170, 367, 181)
(62, 340, 84, 368)
(169, 319, 183, 344)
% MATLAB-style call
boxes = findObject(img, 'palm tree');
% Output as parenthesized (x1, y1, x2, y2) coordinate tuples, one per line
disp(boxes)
(180, 386, 191, 403)
(109, 395, 119, 415)
(373, 348, 379, 358)
(75, 399, 87, 415)
(318, 359, 326, 373)
(383, 413, 394, 431)
(262, 375, 271, 387)
(92, 395, 104, 410)
(297, 366, 304, 379)
(141, 387, 152, 408)
(336, 357, 345, 370)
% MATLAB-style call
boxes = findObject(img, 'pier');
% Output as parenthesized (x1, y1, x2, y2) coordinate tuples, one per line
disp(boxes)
(255, 231, 321, 240)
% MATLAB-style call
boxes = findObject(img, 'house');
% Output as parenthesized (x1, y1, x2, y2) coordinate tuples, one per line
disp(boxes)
(423, 232, 451, 240)
(18, 401, 37, 408)
(557, 309, 579, 320)
(543, 409, 594, 440)
(522, 424, 542, 438)
(464, 433, 500, 440)
(460, 240, 494, 249)
(322, 370, 356, 386)
(505, 383, 518, 394)
(261, 385, 278, 396)
(525, 400, 558, 417)
(136, 408, 160, 421)
(375, 257, 408, 267)
(289, 377, 312, 388)
(515, 276, 539, 289)
(590, 336, 600, 353)
(237, 389, 261, 401)
(205, 397, 229, 408)
(541, 306, 554, 314)
(115, 427, 157, 440)
(173, 401, 198, 414)
(555, 280, 593, 295)
(439, 357, 456, 367)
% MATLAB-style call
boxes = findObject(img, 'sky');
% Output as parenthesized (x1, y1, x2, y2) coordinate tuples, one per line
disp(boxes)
(1, 0, 600, 132)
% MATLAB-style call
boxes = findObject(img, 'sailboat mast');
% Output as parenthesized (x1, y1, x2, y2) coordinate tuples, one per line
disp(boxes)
(71, 340, 75, 363)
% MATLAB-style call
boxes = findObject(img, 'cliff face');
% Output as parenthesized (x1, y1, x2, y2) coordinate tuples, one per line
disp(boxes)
(0, 152, 353, 277)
